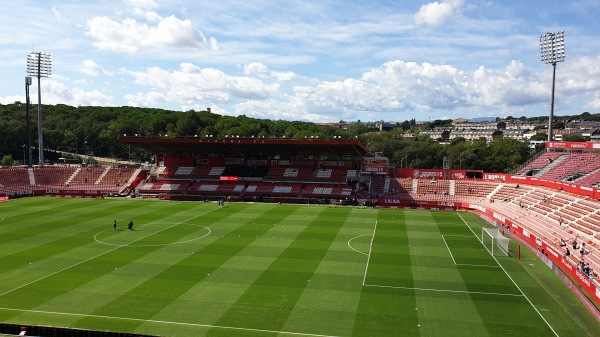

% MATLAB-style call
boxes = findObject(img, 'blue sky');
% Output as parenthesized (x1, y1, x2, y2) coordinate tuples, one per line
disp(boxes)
(1, 0, 599, 123)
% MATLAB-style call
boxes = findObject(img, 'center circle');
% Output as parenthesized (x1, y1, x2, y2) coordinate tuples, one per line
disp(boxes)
(93, 224, 211, 247)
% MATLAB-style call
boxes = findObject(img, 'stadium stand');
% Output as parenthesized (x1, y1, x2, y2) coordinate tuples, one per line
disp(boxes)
(515, 150, 565, 176)
(0, 167, 31, 194)
(33, 166, 78, 187)
(0, 164, 142, 197)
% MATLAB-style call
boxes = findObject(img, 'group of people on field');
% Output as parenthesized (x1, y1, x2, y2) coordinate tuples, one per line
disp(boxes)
(113, 219, 134, 231)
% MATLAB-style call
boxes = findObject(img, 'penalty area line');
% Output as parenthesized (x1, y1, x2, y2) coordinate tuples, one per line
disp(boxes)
(456, 263, 501, 268)
(363, 284, 523, 297)
(0, 307, 341, 337)
(441, 235, 499, 268)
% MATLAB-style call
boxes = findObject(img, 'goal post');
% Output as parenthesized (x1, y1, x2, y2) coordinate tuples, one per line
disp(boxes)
(482, 227, 510, 257)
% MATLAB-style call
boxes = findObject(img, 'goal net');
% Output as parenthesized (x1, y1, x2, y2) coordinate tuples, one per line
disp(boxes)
(482, 227, 510, 256)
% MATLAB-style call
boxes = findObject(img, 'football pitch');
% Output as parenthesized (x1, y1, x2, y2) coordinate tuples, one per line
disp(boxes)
(0, 197, 598, 337)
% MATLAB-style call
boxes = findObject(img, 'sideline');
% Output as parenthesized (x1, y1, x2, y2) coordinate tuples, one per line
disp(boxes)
(0, 307, 341, 337)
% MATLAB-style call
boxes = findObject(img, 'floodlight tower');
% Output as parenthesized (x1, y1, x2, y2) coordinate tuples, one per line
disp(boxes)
(25, 76, 33, 167)
(26, 51, 52, 165)
(539, 31, 565, 142)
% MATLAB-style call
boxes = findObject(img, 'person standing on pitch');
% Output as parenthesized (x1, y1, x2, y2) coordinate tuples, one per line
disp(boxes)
(113, 219, 117, 231)
(128, 220, 134, 231)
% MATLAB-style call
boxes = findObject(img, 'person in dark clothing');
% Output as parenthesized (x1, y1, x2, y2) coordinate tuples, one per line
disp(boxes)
(113, 220, 117, 231)
(128, 220, 134, 231)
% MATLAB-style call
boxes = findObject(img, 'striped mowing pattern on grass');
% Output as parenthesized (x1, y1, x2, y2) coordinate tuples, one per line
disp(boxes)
(0, 198, 595, 336)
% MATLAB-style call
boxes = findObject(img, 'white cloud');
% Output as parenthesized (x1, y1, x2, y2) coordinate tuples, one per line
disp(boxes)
(293, 58, 549, 120)
(585, 91, 600, 109)
(126, 0, 160, 21)
(115, 57, 578, 122)
(243, 62, 269, 76)
(271, 71, 297, 82)
(232, 98, 331, 122)
(414, 0, 464, 27)
(86, 15, 210, 53)
(125, 0, 158, 10)
(0, 95, 25, 105)
(81, 60, 111, 76)
(23, 80, 114, 107)
(124, 62, 281, 108)
(208, 37, 219, 51)
(52, 7, 66, 22)
(86, 17, 146, 53)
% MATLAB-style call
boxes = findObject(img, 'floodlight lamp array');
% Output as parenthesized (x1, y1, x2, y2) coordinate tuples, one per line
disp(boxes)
(539, 31, 565, 65)
(26, 52, 52, 77)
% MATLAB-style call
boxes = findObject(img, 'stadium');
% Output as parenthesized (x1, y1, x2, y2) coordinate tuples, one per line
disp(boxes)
(1, 137, 599, 336)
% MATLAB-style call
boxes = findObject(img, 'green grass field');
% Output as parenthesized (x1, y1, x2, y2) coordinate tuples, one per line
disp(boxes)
(0, 197, 598, 337)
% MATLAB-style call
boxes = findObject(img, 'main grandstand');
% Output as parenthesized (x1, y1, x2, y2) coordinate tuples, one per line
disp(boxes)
(1, 137, 600, 316)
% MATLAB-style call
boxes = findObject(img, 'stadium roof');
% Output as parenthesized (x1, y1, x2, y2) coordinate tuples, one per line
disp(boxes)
(120, 137, 370, 159)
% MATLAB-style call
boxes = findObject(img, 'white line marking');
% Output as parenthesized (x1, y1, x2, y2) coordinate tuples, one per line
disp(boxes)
(363, 283, 523, 297)
(456, 263, 500, 268)
(441, 235, 500, 268)
(0, 207, 52, 224)
(362, 220, 378, 286)
(377, 220, 457, 226)
(441, 235, 457, 265)
(93, 225, 211, 247)
(0, 208, 218, 298)
(456, 211, 559, 337)
(347, 234, 370, 256)
(0, 307, 341, 337)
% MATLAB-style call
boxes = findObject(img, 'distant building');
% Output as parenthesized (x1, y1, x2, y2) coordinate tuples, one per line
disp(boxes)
(375, 121, 400, 132)
(451, 118, 469, 125)
(319, 122, 349, 129)
(447, 129, 500, 142)
(454, 122, 498, 131)
(421, 129, 450, 141)
(501, 129, 530, 140)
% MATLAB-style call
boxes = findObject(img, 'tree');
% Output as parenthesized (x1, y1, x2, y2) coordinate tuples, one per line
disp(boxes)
(563, 134, 586, 142)
(0, 154, 14, 167)
(483, 137, 530, 173)
(450, 137, 466, 146)
(401, 120, 411, 130)
(346, 122, 371, 137)
(529, 133, 548, 141)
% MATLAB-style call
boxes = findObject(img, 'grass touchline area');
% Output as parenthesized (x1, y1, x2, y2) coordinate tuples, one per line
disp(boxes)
(0, 307, 342, 337)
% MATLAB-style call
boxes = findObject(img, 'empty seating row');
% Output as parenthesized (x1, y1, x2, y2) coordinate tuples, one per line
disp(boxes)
(158, 165, 354, 182)
(515, 151, 565, 175)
